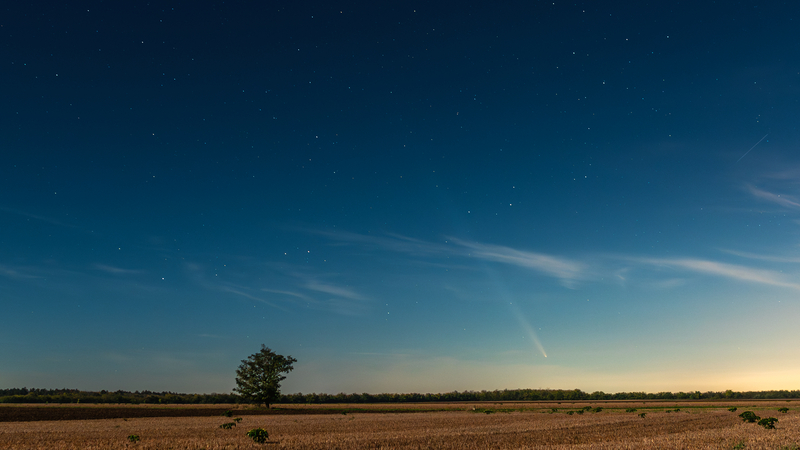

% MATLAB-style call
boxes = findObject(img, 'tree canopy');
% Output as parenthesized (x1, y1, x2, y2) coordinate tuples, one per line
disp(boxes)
(233, 345, 296, 408)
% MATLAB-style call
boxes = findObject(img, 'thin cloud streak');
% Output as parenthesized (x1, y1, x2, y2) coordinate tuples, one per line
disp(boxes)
(636, 257, 800, 291)
(720, 249, 800, 264)
(316, 230, 800, 292)
(0, 206, 79, 228)
(93, 264, 144, 275)
(0, 264, 41, 280)
(316, 230, 586, 285)
(448, 238, 586, 285)
(759, 163, 800, 183)
(315, 229, 448, 258)
(258, 269, 371, 315)
(306, 282, 367, 301)
(301, 279, 372, 316)
(746, 185, 800, 210)
(261, 288, 315, 302)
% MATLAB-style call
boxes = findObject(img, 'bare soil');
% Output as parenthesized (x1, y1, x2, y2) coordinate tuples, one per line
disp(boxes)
(1, 401, 798, 449)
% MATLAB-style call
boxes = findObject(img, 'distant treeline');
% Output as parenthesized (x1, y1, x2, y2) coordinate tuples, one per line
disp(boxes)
(278, 389, 800, 403)
(0, 388, 238, 404)
(2, 388, 800, 404)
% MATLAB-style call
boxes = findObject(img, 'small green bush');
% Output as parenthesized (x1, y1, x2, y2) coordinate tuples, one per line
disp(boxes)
(778, 407, 789, 413)
(566, 411, 574, 415)
(728, 407, 738, 412)
(127, 434, 140, 443)
(221, 410, 233, 417)
(233, 417, 243, 423)
(247, 428, 269, 444)
(739, 411, 760, 423)
(592, 407, 603, 413)
(639, 412, 647, 418)
(757, 417, 778, 429)
(575, 409, 584, 415)
(220, 422, 235, 429)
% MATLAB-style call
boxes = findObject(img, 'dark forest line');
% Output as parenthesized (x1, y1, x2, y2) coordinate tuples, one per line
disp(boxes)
(2, 388, 800, 405)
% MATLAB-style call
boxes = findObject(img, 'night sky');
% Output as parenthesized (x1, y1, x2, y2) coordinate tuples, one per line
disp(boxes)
(3, 1, 800, 395)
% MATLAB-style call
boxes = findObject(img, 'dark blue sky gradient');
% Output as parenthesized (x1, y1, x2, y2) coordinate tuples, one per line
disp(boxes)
(2, 1, 800, 393)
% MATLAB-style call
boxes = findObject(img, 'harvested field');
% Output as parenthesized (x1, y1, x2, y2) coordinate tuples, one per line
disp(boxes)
(0, 404, 339, 422)
(1, 402, 799, 449)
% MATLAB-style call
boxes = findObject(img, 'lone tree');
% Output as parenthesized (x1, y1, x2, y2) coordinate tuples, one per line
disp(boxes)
(234, 345, 297, 408)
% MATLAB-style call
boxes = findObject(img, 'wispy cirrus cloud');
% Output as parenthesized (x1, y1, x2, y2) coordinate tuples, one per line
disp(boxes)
(295, 277, 372, 316)
(634, 257, 800, 291)
(317, 228, 800, 293)
(261, 288, 315, 302)
(264, 281, 372, 315)
(746, 185, 800, 210)
(93, 264, 144, 275)
(315, 229, 448, 257)
(306, 281, 368, 301)
(0, 264, 41, 279)
(0, 206, 79, 228)
(720, 249, 800, 263)
(447, 238, 586, 286)
(315, 229, 587, 286)
(760, 164, 800, 183)
(183, 257, 373, 315)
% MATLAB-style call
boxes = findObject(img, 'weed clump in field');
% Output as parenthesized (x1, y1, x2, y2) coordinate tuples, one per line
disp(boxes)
(220, 422, 236, 429)
(757, 417, 778, 429)
(247, 428, 269, 443)
(233, 417, 242, 423)
(639, 412, 647, 418)
(778, 407, 789, 413)
(127, 434, 140, 442)
(728, 407, 738, 412)
(626, 408, 637, 413)
(221, 410, 233, 417)
(739, 411, 760, 423)
(591, 407, 603, 413)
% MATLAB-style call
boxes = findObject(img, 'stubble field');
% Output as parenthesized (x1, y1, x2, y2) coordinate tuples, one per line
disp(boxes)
(1, 401, 799, 449)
